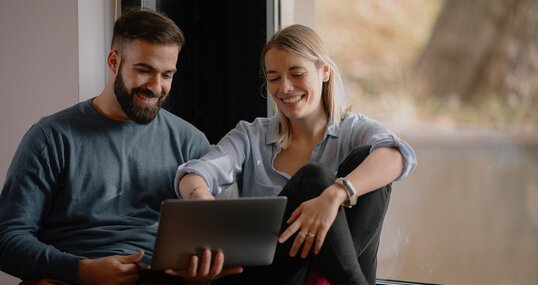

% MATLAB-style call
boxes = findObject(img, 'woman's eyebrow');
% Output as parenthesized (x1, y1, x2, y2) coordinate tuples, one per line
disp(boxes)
(266, 66, 305, 74)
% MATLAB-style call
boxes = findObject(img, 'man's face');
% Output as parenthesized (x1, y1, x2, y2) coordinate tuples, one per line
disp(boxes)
(114, 64, 165, 124)
(113, 40, 179, 124)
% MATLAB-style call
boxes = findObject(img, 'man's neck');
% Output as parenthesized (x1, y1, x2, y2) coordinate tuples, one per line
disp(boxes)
(92, 92, 129, 122)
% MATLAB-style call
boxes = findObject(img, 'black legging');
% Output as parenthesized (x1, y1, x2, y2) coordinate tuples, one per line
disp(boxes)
(216, 145, 392, 285)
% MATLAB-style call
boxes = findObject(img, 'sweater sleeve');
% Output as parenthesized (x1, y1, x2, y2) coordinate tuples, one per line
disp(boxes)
(0, 124, 84, 284)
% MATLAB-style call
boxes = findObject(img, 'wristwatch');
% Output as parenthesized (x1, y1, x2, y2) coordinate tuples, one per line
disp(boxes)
(335, 177, 358, 208)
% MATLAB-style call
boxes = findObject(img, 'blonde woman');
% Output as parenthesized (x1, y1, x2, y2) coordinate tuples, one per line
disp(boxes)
(173, 24, 417, 285)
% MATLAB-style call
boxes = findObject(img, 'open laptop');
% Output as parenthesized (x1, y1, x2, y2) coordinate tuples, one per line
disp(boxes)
(148, 196, 288, 270)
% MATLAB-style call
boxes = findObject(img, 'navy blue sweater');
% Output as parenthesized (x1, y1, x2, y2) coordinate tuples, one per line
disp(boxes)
(0, 99, 210, 284)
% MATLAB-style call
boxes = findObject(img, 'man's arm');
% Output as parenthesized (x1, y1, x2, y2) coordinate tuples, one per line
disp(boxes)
(0, 125, 82, 283)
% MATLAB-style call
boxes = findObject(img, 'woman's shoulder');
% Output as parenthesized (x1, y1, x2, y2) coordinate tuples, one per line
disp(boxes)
(339, 112, 370, 127)
(338, 112, 392, 136)
(227, 116, 278, 144)
(234, 116, 277, 131)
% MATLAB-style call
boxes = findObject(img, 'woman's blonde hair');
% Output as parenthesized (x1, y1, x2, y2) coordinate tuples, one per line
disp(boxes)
(261, 24, 350, 149)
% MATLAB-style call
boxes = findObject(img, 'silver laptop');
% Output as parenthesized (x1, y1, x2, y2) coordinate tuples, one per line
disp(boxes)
(149, 196, 288, 270)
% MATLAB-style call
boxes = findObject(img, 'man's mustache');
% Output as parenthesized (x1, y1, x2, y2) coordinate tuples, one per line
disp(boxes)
(132, 87, 163, 99)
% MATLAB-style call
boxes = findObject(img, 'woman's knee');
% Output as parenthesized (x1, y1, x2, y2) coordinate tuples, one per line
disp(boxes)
(297, 163, 332, 179)
(283, 163, 334, 199)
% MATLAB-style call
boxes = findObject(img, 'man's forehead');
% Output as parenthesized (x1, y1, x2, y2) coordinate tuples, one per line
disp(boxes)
(133, 62, 177, 73)
(120, 41, 179, 71)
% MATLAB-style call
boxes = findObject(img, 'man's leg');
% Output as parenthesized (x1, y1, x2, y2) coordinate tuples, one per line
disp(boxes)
(137, 270, 184, 285)
(19, 270, 186, 285)
(20, 280, 70, 285)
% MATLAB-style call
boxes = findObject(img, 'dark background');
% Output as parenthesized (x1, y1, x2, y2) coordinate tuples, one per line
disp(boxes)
(123, 0, 269, 144)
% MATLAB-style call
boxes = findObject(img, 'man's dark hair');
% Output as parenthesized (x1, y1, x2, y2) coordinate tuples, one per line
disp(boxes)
(111, 8, 185, 51)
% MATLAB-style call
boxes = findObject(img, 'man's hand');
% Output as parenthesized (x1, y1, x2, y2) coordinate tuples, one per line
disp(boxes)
(78, 251, 144, 285)
(165, 249, 243, 284)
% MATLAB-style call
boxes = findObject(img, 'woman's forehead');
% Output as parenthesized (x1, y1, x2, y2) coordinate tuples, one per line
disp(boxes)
(265, 47, 315, 69)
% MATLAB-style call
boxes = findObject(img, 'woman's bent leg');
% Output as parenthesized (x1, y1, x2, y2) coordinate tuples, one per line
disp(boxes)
(216, 164, 333, 285)
(280, 164, 368, 285)
(332, 145, 392, 285)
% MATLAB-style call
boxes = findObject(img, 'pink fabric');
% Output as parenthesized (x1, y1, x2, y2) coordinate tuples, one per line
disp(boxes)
(304, 271, 330, 285)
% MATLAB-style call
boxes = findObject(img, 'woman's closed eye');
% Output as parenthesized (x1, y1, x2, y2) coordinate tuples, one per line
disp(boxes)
(267, 76, 280, 82)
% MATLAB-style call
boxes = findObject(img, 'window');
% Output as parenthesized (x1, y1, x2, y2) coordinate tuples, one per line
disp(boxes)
(300, 1, 538, 284)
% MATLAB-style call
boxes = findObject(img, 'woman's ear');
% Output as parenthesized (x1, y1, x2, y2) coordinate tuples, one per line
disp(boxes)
(322, 65, 331, 82)
(107, 50, 120, 74)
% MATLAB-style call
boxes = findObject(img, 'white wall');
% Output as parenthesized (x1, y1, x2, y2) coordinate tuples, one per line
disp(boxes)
(0, 0, 78, 188)
(0, 0, 110, 283)
(78, 0, 114, 101)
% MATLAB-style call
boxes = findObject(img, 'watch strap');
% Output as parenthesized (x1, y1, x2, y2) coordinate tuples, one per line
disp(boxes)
(335, 177, 357, 208)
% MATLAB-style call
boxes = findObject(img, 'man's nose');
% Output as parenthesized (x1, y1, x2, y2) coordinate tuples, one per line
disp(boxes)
(146, 74, 162, 95)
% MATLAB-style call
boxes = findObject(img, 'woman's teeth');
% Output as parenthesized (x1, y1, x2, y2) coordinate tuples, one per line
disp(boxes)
(283, 95, 302, 104)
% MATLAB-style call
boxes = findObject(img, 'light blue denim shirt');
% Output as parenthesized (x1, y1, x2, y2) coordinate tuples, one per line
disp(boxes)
(175, 113, 417, 197)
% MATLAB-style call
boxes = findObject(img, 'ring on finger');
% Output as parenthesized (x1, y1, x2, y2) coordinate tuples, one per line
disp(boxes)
(307, 232, 316, 238)
(298, 231, 307, 238)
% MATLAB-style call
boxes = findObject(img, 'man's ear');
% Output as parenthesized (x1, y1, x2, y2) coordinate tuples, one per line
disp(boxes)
(107, 50, 120, 74)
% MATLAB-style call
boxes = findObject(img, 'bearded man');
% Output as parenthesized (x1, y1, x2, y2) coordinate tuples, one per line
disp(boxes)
(0, 8, 239, 285)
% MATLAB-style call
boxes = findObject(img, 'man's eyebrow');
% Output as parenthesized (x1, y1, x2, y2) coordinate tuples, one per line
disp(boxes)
(134, 63, 177, 73)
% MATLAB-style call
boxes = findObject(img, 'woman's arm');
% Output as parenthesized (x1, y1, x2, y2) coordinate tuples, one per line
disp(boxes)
(280, 146, 404, 257)
(178, 173, 215, 200)
(344, 146, 403, 197)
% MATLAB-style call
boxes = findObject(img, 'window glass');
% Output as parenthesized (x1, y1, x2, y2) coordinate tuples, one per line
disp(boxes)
(314, 1, 538, 284)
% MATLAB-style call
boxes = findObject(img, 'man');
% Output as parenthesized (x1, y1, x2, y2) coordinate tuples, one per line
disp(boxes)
(0, 8, 238, 285)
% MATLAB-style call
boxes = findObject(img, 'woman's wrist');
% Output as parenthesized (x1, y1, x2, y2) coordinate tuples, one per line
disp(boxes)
(189, 185, 211, 199)
(189, 185, 215, 200)
(323, 184, 348, 205)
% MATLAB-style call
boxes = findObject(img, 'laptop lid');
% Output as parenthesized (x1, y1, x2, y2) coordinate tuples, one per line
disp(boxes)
(150, 196, 288, 270)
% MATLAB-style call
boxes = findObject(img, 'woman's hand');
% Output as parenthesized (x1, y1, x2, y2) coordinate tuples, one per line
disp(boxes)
(278, 184, 347, 258)
(165, 249, 243, 284)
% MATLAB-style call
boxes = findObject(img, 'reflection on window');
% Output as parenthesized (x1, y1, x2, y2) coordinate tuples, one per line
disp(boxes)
(311, 0, 538, 284)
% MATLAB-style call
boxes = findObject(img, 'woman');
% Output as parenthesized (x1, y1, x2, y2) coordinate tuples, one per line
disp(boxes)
(173, 24, 416, 285)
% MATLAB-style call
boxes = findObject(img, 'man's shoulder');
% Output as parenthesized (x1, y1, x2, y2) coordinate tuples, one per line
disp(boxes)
(38, 100, 90, 125)
(156, 109, 210, 155)
(157, 108, 203, 133)
(157, 108, 187, 123)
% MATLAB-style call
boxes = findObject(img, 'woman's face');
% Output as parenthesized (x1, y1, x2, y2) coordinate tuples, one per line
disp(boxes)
(264, 47, 330, 121)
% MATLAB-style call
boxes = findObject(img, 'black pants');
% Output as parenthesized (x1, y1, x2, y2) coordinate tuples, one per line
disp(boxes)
(216, 145, 392, 285)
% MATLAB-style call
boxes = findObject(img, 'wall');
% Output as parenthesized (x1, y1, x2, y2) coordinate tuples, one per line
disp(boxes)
(0, 1, 110, 283)
(0, 0, 78, 188)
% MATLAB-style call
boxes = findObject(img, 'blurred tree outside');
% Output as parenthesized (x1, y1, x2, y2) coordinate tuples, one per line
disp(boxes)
(314, 0, 538, 131)
(412, 0, 538, 128)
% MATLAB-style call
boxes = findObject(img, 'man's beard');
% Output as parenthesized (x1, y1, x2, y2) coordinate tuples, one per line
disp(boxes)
(113, 68, 168, 124)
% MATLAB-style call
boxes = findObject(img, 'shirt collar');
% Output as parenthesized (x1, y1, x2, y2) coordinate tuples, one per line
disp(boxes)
(266, 116, 280, 145)
(265, 115, 340, 146)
